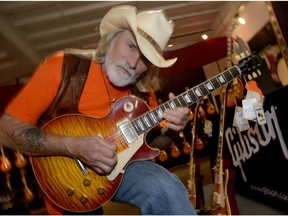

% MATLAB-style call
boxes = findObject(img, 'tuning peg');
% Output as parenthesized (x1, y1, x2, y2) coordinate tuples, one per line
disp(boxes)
(252, 71, 258, 78)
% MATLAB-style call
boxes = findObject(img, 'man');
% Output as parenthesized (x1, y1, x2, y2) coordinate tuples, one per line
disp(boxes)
(0, 5, 196, 215)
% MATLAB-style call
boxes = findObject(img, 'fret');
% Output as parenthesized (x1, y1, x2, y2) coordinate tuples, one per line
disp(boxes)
(142, 115, 152, 128)
(211, 76, 221, 89)
(152, 109, 162, 122)
(182, 92, 193, 105)
(230, 66, 241, 77)
(146, 113, 157, 128)
(168, 100, 177, 109)
(178, 95, 189, 106)
(132, 120, 141, 135)
(188, 90, 198, 102)
(149, 111, 159, 124)
(223, 70, 233, 81)
(199, 83, 209, 96)
(174, 97, 183, 107)
(216, 73, 227, 84)
(192, 86, 203, 99)
(162, 102, 171, 110)
(204, 80, 215, 92)
(135, 118, 147, 132)
(155, 107, 164, 118)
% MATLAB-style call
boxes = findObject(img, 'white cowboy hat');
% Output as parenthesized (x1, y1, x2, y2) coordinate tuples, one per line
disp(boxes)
(99, 5, 177, 68)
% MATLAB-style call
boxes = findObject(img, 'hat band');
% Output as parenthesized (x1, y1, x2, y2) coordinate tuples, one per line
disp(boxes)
(137, 27, 162, 54)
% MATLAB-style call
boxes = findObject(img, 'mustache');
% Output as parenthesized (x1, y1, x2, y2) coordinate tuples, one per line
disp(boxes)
(116, 62, 135, 77)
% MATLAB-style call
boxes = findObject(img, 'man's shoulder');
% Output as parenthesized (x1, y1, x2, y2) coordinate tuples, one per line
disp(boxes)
(43, 49, 97, 63)
(33, 50, 64, 72)
(43, 50, 65, 65)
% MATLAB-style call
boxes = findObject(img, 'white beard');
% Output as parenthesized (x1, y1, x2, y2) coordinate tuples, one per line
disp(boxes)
(104, 61, 137, 87)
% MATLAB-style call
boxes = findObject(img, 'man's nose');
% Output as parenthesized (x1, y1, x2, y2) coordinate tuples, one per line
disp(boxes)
(127, 53, 141, 69)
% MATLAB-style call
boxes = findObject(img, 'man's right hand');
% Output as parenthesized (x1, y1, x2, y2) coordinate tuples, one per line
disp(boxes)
(72, 135, 118, 175)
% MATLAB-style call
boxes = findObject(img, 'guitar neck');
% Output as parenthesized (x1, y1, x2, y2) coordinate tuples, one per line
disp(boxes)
(214, 20, 233, 183)
(226, 21, 235, 68)
(266, 2, 288, 65)
(214, 84, 228, 183)
(187, 99, 202, 205)
(131, 65, 243, 136)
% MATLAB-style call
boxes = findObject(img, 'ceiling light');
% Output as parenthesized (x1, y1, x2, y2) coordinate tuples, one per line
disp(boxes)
(237, 15, 246, 25)
(201, 33, 208, 40)
(167, 40, 173, 48)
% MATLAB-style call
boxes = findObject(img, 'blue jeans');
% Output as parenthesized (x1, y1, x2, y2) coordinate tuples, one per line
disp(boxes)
(112, 160, 197, 215)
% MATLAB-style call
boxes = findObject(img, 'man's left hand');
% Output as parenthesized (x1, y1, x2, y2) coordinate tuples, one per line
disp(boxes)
(162, 92, 190, 131)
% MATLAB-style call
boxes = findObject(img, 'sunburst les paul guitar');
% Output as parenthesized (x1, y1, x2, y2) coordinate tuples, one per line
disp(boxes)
(187, 98, 202, 211)
(210, 20, 240, 215)
(211, 82, 231, 215)
(31, 56, 261, 212)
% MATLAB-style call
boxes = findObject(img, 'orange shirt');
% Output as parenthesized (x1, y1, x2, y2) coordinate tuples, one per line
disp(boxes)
(6, 51, 158, 125)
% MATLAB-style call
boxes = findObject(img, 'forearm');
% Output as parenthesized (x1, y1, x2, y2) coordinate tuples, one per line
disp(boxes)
(0, 113, 117, 175)
(0, 113, 76, 157)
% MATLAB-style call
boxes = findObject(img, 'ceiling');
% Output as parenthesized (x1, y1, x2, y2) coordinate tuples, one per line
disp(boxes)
(0, 1, 244, 86)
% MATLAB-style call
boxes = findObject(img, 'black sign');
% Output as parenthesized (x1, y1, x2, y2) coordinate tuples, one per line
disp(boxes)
(226, 85, 288, 213)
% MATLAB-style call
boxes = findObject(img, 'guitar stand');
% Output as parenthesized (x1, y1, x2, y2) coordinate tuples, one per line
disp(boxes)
(196, 174, 211, 215)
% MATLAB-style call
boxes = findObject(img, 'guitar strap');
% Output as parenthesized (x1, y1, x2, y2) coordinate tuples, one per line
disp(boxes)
(37, 52, 91, 128)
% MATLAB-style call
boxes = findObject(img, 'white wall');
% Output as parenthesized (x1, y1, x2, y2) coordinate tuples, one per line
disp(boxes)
(204, 1, 271, 79)
(234, 1, 270, 42)
(202, 1, 272, 112)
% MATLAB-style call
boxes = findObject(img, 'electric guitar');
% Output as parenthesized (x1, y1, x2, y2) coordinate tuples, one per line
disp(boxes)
(31, 55, 261, 212)
(210, 20, 239, 215)
(210, 82, 231, 215)
(187, 98, 203, 212)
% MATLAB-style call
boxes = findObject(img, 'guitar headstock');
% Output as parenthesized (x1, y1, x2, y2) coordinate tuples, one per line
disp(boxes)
(238, 54, 262, 80)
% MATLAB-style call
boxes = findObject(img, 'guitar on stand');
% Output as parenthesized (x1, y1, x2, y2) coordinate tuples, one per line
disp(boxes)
(0, 145, 13, 173)
(186, 100, 200, 212)
(186, 99, 209, 214)
(210, 20, 238, 215)
(180, 130, 192, 155)
(210, 82, 231, 215)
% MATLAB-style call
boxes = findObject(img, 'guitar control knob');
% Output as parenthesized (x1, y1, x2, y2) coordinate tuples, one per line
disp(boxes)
(66, 187, 75, 196)
(97, 186, 105, 195)
(80, 195, 88, 204)
(83, 178, 91, 186)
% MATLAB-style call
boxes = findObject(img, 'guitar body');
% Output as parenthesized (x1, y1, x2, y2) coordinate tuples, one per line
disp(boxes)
(182, 141, 191, 154)
(211, 168, 230, 215)
(31, 96, 160, 212)
(170, 143, 181, 158)
(220, 78, 244, 107)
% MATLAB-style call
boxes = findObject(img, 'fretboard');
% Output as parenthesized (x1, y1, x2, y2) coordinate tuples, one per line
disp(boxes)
(214, 84, 228, 179)
(131, 64, 242, 136)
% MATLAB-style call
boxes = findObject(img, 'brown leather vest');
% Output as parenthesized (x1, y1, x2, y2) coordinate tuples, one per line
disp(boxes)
(37, 53, 91, 127)
(37, 53, 149, 128)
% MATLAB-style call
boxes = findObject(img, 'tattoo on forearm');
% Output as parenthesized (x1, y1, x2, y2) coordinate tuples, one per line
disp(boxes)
(22, 128, 46, 150)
